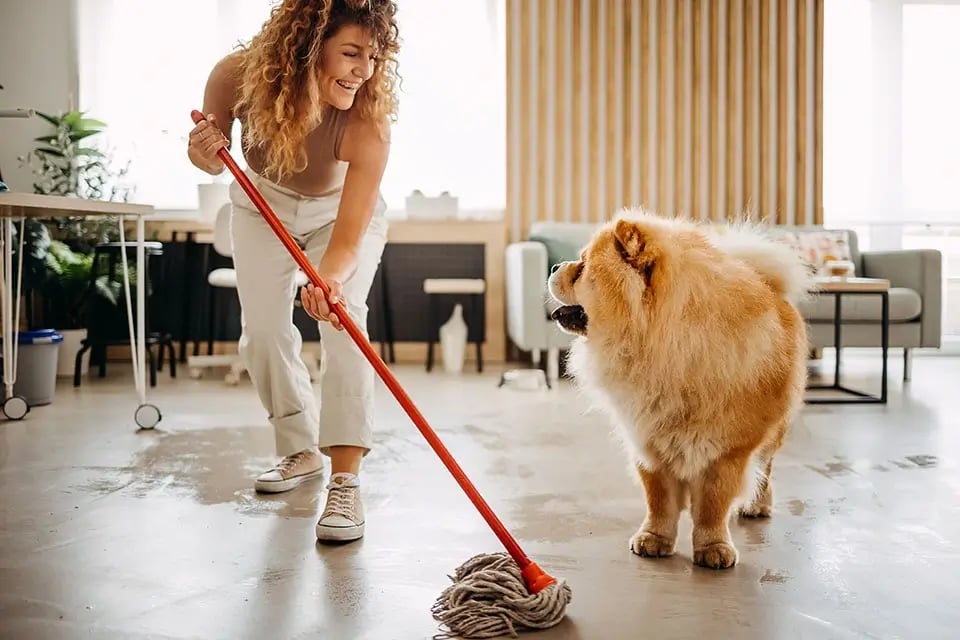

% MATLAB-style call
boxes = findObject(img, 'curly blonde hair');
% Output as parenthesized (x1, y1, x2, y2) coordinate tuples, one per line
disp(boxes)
(235, 0, 400, 181)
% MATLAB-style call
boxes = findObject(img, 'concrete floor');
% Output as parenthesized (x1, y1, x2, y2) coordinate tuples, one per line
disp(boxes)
(1, 352, 959, 639)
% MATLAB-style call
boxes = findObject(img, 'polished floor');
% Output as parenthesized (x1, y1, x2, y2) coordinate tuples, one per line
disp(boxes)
(1, 351, 959, 639)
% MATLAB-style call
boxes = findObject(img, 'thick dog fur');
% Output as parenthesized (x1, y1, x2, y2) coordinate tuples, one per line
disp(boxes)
(547, 209, 812, 569)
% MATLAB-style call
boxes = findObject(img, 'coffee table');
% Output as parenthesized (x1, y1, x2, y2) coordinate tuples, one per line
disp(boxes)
(805, 276, 890, 404)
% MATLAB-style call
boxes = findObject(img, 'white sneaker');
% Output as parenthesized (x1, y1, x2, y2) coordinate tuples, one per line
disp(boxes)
(315, 473, 365, 542)
(254, 447, 324, 493)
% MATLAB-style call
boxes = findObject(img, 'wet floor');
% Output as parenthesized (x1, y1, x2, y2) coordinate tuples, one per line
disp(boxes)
(1, 354, 959, 639)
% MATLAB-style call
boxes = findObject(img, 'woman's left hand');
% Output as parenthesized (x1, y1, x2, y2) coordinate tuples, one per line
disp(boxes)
(301, 280, 345, 331)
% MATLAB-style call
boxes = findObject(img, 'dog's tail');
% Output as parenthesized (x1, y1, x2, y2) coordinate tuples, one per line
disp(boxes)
(709, 223, 815, 305)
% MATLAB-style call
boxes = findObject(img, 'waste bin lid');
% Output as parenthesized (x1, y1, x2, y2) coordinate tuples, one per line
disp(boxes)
(17, 329, 63, 345)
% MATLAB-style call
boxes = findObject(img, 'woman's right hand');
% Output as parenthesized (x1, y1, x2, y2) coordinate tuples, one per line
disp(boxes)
(187, 113, 227, 174)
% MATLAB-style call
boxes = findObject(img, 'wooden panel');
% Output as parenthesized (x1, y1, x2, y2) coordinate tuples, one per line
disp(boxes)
(505, 0, 824, 238)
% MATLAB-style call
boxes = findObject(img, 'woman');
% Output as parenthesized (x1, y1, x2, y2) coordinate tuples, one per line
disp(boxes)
(186, 0, 400, 544)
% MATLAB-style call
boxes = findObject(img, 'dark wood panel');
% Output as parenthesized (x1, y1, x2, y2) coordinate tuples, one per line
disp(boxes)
(371, 242, 486, 344)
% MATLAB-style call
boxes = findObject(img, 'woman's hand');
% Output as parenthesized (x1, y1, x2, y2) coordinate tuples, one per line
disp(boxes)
(300, 280, 345, 331)
(187, 113, 227, 174)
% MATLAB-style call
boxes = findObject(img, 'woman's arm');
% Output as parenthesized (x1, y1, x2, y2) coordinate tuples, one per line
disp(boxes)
(187, 53, 241, 174)
(301, 113, 390, 330)
(317, 113, 391, 283)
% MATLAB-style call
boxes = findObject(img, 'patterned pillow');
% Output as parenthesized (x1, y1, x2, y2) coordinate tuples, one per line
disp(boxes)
(772, 230, 855, 276)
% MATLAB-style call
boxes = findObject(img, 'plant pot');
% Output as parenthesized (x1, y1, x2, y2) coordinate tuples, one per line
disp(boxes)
(57, 328, 88, 378)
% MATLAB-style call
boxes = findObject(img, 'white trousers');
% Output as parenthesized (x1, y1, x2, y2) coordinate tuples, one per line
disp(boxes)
(228, 168, 388, 458)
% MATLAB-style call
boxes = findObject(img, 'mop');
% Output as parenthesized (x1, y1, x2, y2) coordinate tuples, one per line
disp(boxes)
(190, 111, 571, 639)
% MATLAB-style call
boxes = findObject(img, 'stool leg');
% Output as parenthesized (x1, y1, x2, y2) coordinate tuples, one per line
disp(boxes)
(148, 344, 157, 387)
(167, 339, 177, 378)
(207, 286, 216, 356)
(426, 294, 435, 372)
(471, 293, 482, 373)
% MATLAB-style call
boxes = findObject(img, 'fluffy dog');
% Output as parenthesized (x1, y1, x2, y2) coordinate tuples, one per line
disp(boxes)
(547, 209, 811, 569)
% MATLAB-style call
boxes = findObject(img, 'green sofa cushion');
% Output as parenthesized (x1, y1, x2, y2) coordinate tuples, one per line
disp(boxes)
(527, 222, 601, 272)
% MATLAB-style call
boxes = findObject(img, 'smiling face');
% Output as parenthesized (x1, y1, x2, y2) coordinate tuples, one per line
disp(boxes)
(319, 23, 379, 110)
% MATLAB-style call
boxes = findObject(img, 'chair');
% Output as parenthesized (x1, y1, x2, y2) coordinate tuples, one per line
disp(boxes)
(73, 241, 177, 387)
(187, 203, 320, 385)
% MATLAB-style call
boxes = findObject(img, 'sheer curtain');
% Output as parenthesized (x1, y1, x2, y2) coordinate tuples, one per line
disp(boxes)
(823, 0, 960, 227)
(823, 0, 960, 341)
(76, 0, 506, 214)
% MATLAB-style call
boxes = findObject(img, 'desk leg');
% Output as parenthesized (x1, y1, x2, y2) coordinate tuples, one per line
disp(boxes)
(0, 214, 29, 420)
(118, 215, 161, 429)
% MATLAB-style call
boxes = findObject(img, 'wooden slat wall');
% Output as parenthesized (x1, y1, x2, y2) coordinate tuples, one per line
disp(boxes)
(506, 0, 824, 241)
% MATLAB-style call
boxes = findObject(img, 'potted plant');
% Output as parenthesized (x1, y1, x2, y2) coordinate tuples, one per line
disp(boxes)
(18, 109, 134, 252)
(40, 240, 139, 377)
(11, 109, 136, 369)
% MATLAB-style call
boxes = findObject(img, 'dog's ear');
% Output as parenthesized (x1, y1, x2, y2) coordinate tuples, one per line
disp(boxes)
(613, 219, 657, 282)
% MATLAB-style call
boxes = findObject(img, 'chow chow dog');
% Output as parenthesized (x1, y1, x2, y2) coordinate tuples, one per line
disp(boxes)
(548, 209, 811, 569)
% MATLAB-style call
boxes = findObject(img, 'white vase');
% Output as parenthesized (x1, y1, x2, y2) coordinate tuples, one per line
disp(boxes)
(439, 303, 468, 374)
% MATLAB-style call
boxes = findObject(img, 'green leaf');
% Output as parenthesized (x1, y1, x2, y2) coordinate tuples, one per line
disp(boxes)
(62, 111, 83, 127)
(34, 111, 61, 127)
(69, 130, 100, 142)
(77, 118, 107, 130)
(33, 147, 65, 157)
(75, 147, 105, 158)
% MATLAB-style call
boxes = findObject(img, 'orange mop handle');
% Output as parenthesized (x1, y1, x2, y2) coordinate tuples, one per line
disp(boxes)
(190, 110, 555, 594)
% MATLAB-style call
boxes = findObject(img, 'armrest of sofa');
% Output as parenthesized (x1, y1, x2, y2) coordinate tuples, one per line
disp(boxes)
(505, 241, 550, 351)
(862, 249, 942, 348)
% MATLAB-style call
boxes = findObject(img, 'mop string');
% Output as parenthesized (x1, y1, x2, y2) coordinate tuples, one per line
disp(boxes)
(190, 110, 545, 586)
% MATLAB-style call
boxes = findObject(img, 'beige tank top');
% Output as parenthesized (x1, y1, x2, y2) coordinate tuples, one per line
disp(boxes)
(242, 105, 350, 197)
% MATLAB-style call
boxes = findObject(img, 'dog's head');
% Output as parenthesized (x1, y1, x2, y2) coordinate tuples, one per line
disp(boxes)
(547, 212, 669, 340)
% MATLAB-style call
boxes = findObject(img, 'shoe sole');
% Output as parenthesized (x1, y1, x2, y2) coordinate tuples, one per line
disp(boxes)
(316, 521, 365, 543)
(254, 468, 324, 493)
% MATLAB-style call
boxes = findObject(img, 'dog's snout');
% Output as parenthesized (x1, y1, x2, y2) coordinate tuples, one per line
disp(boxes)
(551, 263, 561, 274)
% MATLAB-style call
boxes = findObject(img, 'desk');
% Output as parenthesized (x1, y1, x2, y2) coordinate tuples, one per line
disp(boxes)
(0, 193, 161, 428)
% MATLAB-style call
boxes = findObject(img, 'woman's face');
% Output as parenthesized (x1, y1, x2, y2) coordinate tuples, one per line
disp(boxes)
(319, 23, 378, 110)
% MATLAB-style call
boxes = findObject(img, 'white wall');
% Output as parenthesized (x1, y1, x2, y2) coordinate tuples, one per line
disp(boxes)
(0, 0, 78, 191)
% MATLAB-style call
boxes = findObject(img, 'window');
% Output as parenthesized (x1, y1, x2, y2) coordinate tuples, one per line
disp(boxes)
(901, 4, 960, 215)
(823, 0, 960, 342)
(76, 0, 505, 215)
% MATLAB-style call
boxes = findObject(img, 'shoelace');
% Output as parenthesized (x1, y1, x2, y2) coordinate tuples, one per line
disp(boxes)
(277, 450, 309, 473)
(323, 486, 357, 520)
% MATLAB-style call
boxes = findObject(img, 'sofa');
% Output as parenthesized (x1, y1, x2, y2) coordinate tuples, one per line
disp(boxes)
(505, 221, 942, 383)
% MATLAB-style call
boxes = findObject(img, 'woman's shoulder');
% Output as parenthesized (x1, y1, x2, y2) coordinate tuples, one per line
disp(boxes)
(338, 109, 391, 164)
(209, 51, 245, 85)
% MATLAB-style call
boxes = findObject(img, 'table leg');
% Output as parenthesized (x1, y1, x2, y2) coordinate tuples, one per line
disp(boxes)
(118, 215, 161, 429)
(2, 216, 12, 402)
(833, 293, 842, 385)
(0, 212, 29, 420)
(805, 290, 888, 404)
(881, 290, 889, 403)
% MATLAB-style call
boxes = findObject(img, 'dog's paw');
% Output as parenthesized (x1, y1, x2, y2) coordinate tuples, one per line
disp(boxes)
(629, 530, 676, 558)
(693, 542, 738, 569)
(738, 502, 772, 518)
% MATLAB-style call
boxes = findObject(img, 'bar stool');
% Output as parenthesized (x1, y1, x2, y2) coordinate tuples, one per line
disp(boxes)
(423, 278, 485, 372)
